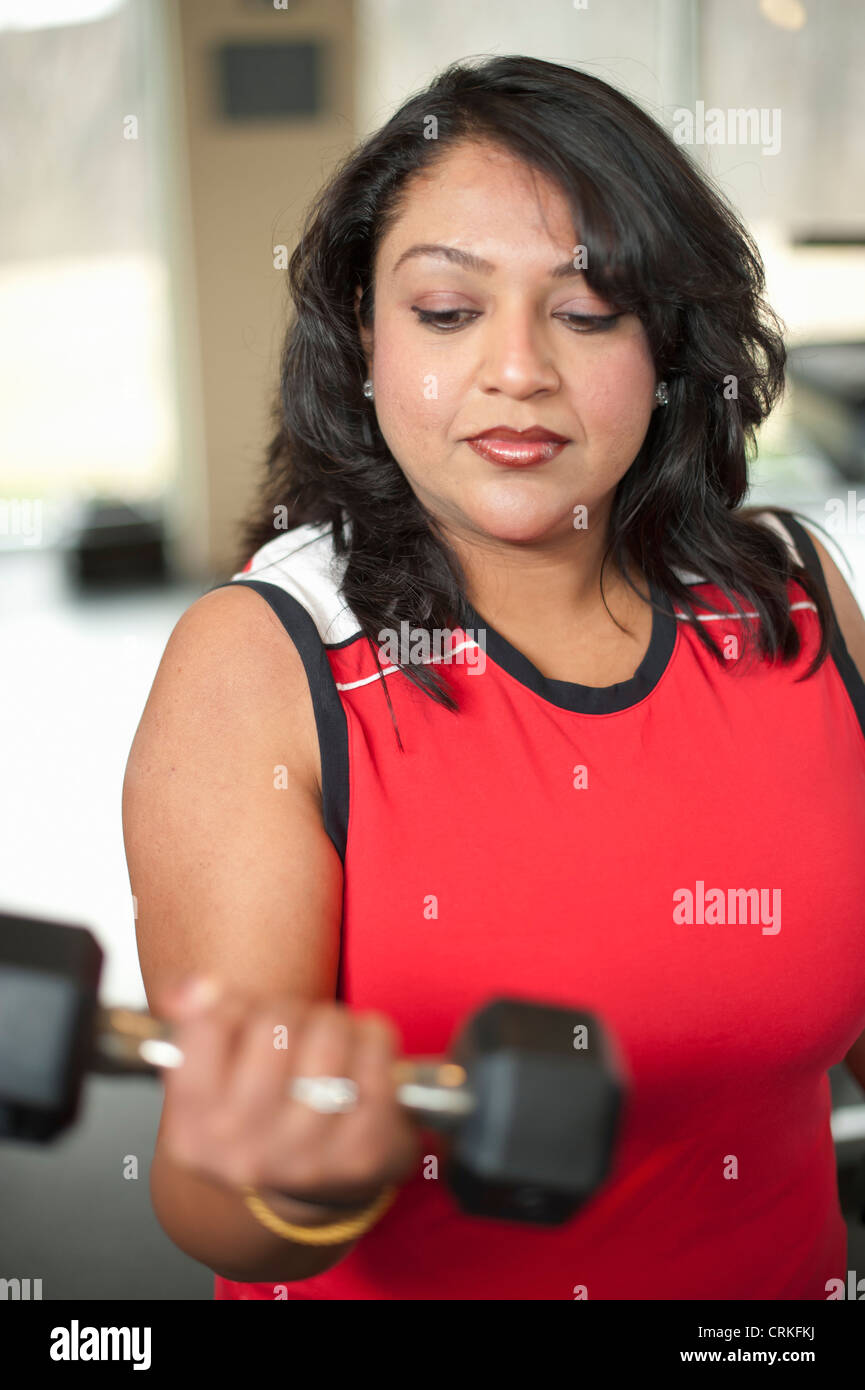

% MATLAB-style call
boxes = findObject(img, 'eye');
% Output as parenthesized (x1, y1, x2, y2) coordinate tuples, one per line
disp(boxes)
(411, 307, 622, 334)
(412, 307, 480, 331)
(555, 313, 622, 333)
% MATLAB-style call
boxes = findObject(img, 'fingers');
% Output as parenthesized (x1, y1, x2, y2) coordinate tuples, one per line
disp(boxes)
(328, 1011, 420, 1188)
(269, 1005, 355, 1191)
(156, 989, 420, 1206)
(158, 990, 252, 1170)
(227, 997, 313, 1128)
(155, 974, 222, 1021)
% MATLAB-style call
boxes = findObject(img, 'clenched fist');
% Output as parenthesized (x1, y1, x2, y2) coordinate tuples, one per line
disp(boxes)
(154, 979, 421, 1214)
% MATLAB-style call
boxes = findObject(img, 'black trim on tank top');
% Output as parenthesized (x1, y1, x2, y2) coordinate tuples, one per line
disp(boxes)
(461, 577, 679, 714)
(207, 580, 350, 864)
(770, 510, 865, 742)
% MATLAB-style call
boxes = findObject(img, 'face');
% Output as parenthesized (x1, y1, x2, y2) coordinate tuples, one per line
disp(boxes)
(356, 139, 659, 551)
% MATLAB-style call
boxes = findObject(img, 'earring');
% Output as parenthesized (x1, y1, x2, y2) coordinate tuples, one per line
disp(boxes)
(363, 378, 374, 400)
(654, 381, 669, 406)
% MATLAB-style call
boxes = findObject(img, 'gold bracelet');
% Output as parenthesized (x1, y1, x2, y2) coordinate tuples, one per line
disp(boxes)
(241, 1183, 398, 1246)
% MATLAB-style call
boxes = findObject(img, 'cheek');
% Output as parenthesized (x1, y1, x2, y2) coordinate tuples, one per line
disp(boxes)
(574, 336, 656, 439)
(371, 326, 457, 443)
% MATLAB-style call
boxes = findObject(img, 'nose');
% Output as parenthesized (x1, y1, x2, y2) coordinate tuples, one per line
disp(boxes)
(475, 303, 561, 399)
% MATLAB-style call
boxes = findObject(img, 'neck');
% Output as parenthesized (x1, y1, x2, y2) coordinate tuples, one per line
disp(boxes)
(440, 517, 645, 636)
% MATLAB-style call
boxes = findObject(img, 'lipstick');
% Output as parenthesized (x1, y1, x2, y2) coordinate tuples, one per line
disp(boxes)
(466, 426, 569, 468)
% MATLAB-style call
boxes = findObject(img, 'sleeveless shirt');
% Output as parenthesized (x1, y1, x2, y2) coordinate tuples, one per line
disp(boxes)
(210, 508, 865, 1300)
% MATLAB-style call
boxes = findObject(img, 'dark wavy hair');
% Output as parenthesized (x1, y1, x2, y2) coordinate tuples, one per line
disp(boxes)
(236, 53, 837, 724)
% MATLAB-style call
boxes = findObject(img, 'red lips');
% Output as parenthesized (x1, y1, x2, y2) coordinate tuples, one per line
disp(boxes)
(469, 426, 570, 443)
(465, 427, 570, 468)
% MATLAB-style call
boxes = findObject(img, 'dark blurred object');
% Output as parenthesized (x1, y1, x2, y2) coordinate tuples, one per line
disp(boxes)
(64, 497, 168, 590)
(787, 341, 865, 480)
(831, 1060, 865, 1225)
(218, 41, 324, 120)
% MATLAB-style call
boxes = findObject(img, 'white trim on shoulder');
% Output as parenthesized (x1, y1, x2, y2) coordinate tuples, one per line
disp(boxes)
(232, 520, 359, 646)
(750, 508, 804, 566)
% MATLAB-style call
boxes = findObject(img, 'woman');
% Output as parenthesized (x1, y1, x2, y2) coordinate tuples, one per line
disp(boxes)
(123, 55, 865, 1300)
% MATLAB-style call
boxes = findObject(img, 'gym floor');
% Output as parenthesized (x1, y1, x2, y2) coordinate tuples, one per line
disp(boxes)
(1, 490, 864, 1300)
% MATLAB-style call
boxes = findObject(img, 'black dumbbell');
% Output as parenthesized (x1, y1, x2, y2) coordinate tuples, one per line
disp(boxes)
(0, 909, 628, 1225)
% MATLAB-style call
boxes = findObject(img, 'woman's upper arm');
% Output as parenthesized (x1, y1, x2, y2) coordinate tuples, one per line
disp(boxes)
(121, 583, 344, 1016)
(794, 524, 865, 1075)
(804, 528, 865, 688)
(746, 508, 865, 1072)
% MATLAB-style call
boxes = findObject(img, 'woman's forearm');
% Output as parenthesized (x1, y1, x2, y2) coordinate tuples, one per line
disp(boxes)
(151, 1145, 364, 1285)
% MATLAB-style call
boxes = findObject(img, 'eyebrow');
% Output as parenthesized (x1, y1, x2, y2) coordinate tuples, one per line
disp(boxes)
(391, 243, 584, 280)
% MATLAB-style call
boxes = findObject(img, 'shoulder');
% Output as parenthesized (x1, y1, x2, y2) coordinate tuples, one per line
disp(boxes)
(127, 582, 322, 801)
(744, 506, 865, 687)
(170, 582, 317, 711)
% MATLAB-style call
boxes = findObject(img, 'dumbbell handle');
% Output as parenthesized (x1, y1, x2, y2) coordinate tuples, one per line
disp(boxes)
(91, 1006, 476, 1126)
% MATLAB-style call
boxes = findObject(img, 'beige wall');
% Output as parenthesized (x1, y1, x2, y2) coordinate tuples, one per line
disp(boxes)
(158, 0, 355, 581)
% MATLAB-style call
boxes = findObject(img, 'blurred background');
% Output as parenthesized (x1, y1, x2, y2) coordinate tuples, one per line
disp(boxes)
(1, 0, 863, 1297)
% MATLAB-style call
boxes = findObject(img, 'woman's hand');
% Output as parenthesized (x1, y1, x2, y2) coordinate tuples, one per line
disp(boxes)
(154, 978, 421, 1216)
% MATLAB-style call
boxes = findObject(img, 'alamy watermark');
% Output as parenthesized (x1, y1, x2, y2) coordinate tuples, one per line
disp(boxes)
(377, 623, 487, 675)
(0, 498, 43, 547)
(672, 103, 781, 157)
(673, 880, 781, 935)
(825, 492, 865, 535)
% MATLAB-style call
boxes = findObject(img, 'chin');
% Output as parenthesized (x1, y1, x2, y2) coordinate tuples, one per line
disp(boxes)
(460, 490, 576, 545)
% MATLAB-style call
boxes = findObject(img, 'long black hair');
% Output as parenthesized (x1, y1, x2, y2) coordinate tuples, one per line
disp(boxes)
(236, 53, 836, 719)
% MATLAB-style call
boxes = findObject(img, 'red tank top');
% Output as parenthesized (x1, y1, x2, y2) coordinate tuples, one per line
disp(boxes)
(211, 508, 865, 1300)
